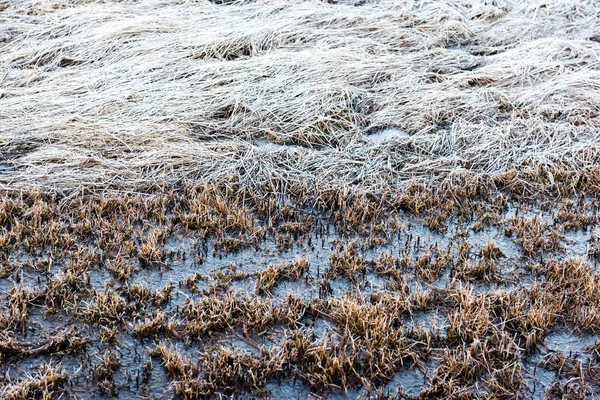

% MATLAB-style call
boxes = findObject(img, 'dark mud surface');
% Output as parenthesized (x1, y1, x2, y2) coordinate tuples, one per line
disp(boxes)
(1, 185, 600, 399)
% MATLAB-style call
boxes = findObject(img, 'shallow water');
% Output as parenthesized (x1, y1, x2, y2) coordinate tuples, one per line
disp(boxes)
(2, 198, 600, 398)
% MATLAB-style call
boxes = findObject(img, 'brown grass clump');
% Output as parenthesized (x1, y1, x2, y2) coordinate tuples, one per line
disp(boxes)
(150, 337, 279, 397)
(256, 258, 309, 294)
(94, 349, 122, 396)
(182, 272, 204, 293)
(276, 217, 314, 250)
(456, 258, 498, 281)
(480, 240, 502, 260)
(481, 331, 523, 397)
(541, 353, 598, 399)
(44, 266, 92, 313)
(590, 339, 600, 361)
(454, 240, 501, 281)
(149, 342, 201, 399)
(505, 216, 563, 257)
(80, 289, 133, 324)
(0, 327, 87, 364)
(313, 293, 417, 383)
(423, 330, 523, 398)
(328, 241, 365, 283)
(138, 226, 171, 267)
(589, 241, 600, 260)
(455, 241, 502, 282)
(422, 341, 485, 399)
(279, 331, 360, 390)
(107, 257, 137, 282)
(124, 283, 152, 305)
(491, 285, 564, 352)
(332, 196, 388, 234)
(4, 285, 41, 333)
(544, 258, 600, 330)
(413, 244, 452, 282)
(277, 217, 314, 236)
(423, 210, 449, 233)
(182, 292, 277, 337)
(178, 187, 262, 241)
(132, 311, 180, 338)
(554, 200, 597, 231)
(200, 347, 278, 396)
(545, 381, 587, 400)
(149, 342, 198, 380)
(211, 263, 250, 285)
(154, 282, 175, 306)
(279, 293, 309, 327)
(99, 325, 118, 344)
(447, 287, 490, 344)
(472, 210, 504, 232)
(0, 364, 68, 400)
(214, 235, 251, 253)
(372, 252, 398, 277)
(96, 223, 135, 260)
(409, 284, 435, 311)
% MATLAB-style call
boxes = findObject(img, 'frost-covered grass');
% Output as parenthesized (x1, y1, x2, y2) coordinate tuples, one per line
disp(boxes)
(1, 0, 599, 195)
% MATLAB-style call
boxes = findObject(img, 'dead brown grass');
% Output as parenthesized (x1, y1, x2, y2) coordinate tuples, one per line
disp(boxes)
(256, 258, 309, 294)
(0, 364, 67, 400)
(0, 170, 598, 398)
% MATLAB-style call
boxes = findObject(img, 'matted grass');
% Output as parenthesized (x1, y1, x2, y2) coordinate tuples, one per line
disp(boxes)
(1, 0, 599, 194)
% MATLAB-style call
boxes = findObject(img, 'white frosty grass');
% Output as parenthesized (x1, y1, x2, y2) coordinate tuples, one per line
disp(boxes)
(0, 0, 599, 193)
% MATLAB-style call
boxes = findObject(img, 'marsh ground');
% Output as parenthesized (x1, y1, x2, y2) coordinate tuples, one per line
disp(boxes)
(1, 0, 600, 398)
(1, 179, 600, 399)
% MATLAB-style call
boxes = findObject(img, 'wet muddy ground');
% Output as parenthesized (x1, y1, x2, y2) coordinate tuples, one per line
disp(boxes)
(1, 185, 600, 399)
